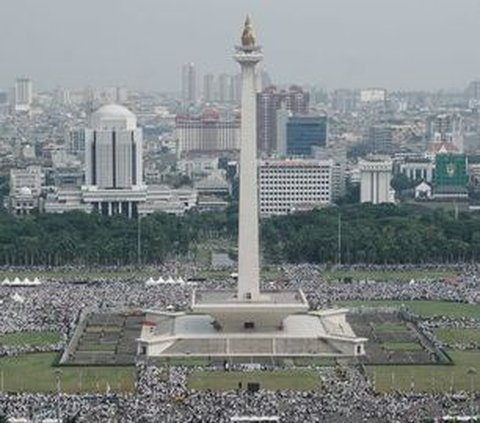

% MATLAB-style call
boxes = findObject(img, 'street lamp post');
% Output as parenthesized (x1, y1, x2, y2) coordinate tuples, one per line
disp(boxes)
(467, 367, 477, 419)
(54, 368, 63, 421)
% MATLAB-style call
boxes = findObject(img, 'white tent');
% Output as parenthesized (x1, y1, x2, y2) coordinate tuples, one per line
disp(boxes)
(1, 278, 10, 285)
(11, 292, 25, 303)
(13, 277, 21, 285)
(166, 276, 176, 284)
(176, 277, 185, 285)
(145, 277, 156, 286)
(157, 276, 165, 284)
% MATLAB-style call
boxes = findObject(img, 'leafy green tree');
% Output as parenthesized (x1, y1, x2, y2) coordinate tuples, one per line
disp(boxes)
(390, 173, 414, 194)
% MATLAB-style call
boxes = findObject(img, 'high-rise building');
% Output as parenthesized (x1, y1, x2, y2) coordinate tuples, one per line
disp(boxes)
(0, 91, 8, 115)
(359, 157, 394, 204)
(182, 62, 197, 104)
(427, 113, 463, 142)
(275, 102, 289, 156)
(176, 109, 240, 154)
(332, 89, 356, 113)
(218, 74, 233, 103)
(85, 104, 143, 189)
(82, 104, 145, 217)
(286, 115, 327, 156)
(257, 85, 310, 154)
(259, 159, 332, 217)
(13, 78, 33, 112)
(466, 79, 480, 101)
(69, 128, 87, 156)
(369, 124, 393, 153)
(312, 144, 347, 200)
(203, 74, 216, 103)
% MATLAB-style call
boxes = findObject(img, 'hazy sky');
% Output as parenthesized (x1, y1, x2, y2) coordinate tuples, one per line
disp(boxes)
(1, 0, 480, 92)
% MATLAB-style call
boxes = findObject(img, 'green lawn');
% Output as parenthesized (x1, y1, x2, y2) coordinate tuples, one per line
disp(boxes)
(0, 331, 62, 346)
(76, 344, 116, 352)
(188, 369, 320, 391)
(366, 351, 480, 393)
(326, 269, 460, 282)
(433, 328, 480, 346)
(337, 300, 480, 318)
(383, 342, 423, 352)
(0, 353, 135, 393)
(375, 322, 408, 332)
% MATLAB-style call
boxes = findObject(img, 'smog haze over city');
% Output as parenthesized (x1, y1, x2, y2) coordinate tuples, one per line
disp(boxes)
(1, 0, 480, 90)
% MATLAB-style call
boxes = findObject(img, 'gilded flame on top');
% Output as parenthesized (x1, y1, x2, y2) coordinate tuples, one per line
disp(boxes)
(241, 15, 255, 48)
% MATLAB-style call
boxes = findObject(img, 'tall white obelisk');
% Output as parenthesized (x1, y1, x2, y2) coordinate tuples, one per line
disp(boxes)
(234, 16, 263, 301)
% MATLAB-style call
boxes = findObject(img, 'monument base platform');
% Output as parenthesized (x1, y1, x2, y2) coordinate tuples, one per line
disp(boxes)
(137, 306, 367, 359)
(191, 289, 310, 331)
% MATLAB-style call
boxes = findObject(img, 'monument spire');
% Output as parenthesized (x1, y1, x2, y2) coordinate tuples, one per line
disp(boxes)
(234, 16, 263, 300)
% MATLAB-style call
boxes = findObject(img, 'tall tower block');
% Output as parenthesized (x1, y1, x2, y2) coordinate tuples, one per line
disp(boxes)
(234, 16, 263, 301)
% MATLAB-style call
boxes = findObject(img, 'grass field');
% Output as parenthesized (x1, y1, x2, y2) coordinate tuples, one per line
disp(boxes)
(188, 369, 321, 391)
(383, 342, 423, 352)
(433, 328, 480, 346)
(337, 300, 480, 318)
(366, 351, 480, 393)
(0, 331, 62, 346)
(0, 353, 135, 393)
(325, 269, 461, 282)
(375, 322, 408, 332)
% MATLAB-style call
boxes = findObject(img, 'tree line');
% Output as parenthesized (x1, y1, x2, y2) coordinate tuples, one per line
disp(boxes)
(0, 204, 479, 266)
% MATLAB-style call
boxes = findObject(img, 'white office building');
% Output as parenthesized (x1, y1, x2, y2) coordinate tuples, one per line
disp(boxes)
(9, 166, 44, 215)
(81, 104, 145, 217)
(44, 104, 198, 217)
(86, 104, 143, 189)
(359, 157, 394, 204)
(14, 78, 33, 112)
(176, 109, 240, 155)
(259, 159, 332, 217)
(182, 62, 197, 104)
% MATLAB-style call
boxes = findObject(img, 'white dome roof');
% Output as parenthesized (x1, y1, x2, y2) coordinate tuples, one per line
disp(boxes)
(90, 104, 137, 130)
(93, 104, 135, 119)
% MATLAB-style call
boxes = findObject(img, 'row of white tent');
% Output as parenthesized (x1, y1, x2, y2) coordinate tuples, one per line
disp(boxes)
(145, 276, 186, 286)
(1, 277, 42, 287)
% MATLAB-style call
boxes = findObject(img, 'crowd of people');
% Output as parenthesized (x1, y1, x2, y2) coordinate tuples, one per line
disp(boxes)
(0, 364, 479, 422)
(0, 262, 478, 421)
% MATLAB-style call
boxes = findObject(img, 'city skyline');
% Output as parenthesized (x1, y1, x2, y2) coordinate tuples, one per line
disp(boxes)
(1, 0, 480, 92)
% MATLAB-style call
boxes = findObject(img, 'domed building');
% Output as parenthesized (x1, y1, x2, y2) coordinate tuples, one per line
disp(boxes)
(83, 104, 146, 217)
(44, 104, 198, 218)
(90, 104, 137, 131)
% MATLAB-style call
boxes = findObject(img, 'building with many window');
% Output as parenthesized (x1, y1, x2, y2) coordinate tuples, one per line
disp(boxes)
(399, 158, 434, 183)
(286, 115, 327, 156)
(259, 159, 332, 217)
(257, 85, 309, 154)
(176, 109, 240, 155)
(182, 62, 197, 105)
(9, 166, 44, 215)
(13, 77, 33, 112)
